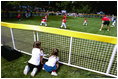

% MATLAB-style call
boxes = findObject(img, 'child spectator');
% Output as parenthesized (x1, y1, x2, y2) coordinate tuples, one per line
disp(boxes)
(43, 48, 59, 76)
(17, 13, 21, 21)
(40, 17, 47, 26)
(83, 18, 88, 26)
(23, 41, 44, 77)
(99, 15, 111, 31)
(60, 18, 67, 29)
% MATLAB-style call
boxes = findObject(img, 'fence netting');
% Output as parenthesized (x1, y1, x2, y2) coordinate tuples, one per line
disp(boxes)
(1, 26, 13, 47)
(37, 31, 117, 76)
(38, 32, 70, 63)
(13, 29, 34, 53)
(109, 53, 117, 75)
(71, 37, 115, 73)
(1, 26, 117, 77)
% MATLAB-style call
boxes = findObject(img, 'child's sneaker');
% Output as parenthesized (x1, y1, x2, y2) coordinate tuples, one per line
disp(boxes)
(23, 65, 30, 75)
(51, 71, 58, 76)
(31, 68, 38, 77)
(42, 67, 45, 70)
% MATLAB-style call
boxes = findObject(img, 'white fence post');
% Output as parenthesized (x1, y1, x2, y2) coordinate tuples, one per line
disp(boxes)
(106, 45, 117, 74)
(68, 37, 73, 64)
(33, 31, 36, 41)
(36, 32, 39, 41)
(10, 28, 16, 49)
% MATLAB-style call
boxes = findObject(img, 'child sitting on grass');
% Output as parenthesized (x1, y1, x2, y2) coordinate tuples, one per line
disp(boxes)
(23, 41, 44, 77)
(43, 48, 59, 76)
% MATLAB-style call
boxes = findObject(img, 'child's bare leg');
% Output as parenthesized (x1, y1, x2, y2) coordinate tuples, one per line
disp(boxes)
(100, 24, 104, 31)
(56, 63, 59, 69)
(107, 26, 110, 31)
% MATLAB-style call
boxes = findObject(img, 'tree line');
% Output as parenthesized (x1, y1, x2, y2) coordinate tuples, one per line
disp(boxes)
(1, 1, 117, 15)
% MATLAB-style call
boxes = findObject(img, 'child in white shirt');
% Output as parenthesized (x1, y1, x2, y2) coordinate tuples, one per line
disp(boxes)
(23, 41, 44, 77)
(43, 48, 59, 76)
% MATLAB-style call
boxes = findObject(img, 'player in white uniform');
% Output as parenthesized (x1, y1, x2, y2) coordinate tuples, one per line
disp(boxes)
(23, 41, 44, 77)
(43, 48, 59, 76)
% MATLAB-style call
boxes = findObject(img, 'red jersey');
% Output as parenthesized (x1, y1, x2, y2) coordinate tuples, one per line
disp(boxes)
(42, 19, 46, 22)
(62, 19, 66, 23)
(63, 15, 67, 19)
(17, 14, 21, 18)
(102, 17, 110, 21)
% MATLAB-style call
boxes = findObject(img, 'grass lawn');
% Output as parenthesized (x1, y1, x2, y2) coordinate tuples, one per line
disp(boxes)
(1, 54, 113, 78)
(2, 15, 117, 37)
(1, 15, 117, 78)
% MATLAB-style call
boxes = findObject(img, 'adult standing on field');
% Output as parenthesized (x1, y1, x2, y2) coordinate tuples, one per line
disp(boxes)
(99, 15, 111, 31)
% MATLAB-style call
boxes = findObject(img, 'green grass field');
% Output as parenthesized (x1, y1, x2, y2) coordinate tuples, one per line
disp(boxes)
(1, 15, 117, 78)
(1, 54, 113, 78)
(2, 15, 117, 36)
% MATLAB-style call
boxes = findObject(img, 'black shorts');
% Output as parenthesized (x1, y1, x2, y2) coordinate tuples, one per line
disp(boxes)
(103, 21, 110, 26)
(28, 63, 43, 71)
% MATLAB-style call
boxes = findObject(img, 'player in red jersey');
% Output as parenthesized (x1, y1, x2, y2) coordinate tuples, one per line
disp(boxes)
(63, 14, 67, 19)
(99, 15, 111, 31)
(40, 17, 47, 26)
(60, 18, 67, 29)
(83, 18, 88, 26)
(17, 13, 21, 21)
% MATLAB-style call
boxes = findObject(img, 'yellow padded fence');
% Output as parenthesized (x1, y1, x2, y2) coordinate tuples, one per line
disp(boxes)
(1, 22, 117, 44)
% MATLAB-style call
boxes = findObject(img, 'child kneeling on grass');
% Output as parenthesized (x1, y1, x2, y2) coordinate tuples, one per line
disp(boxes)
(43, 48, 59, 76)
(23, 41, 44, 77)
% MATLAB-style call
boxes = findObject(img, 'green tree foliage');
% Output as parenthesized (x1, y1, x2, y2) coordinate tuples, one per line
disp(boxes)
(78, 5, 91, 13)
(55, 1, 92, 13)
(1, 1, 117, 14)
